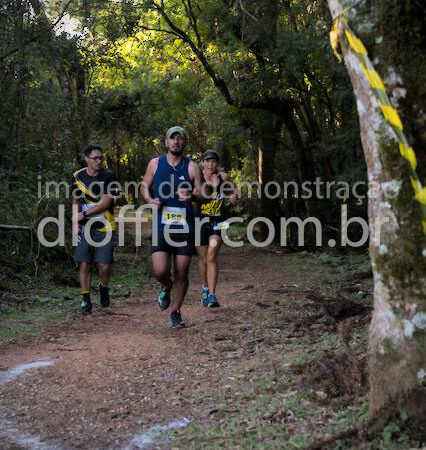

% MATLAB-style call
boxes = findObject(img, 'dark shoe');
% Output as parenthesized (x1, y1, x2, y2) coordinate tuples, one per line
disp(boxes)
(207, 293, 220, 308)
(170, 310, 186, 328)
(201, 288, 209, 307)
(99, 283, 110, 308)
(80, 299, 92, 314)
(157, 287, 171, 311)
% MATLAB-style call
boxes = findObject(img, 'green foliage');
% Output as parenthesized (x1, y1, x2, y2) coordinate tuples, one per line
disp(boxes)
(0, 237, 149, 344)
(0, 0, 368, 277)
(0, 169, 71, 279)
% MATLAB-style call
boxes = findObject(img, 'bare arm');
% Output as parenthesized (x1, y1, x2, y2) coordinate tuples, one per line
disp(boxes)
(140, 158, 161, 207)
(72, 198, 80, 228)
(176, 160, 203, 202)
(83, 195, 113, 216)
(75, 195, 114, 223)
(188, 161, 204, 201)
(220, 172, 237, 205)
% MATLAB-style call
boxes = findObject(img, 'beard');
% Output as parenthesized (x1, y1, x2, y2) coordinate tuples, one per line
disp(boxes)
(170, 148, 184, 156)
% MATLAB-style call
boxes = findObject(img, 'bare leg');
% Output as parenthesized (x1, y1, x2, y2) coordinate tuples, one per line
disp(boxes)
(152, 252, 173, 289)
(98, 263, 112, 287)
(80, 262, 92, 291)
(196, 246, 208, 286)
(207, 236, 222, 294)
(171, 254, 192, 311)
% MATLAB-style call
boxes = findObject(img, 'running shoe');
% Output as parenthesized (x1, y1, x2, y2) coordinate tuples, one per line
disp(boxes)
(80, 299, 92, 314)
(201, 287, 209, 307)
(207, 293, 220, 308)
(170, 310, 186, 328)
(99, 283, 110, 308)
(157, 287, 171, 311)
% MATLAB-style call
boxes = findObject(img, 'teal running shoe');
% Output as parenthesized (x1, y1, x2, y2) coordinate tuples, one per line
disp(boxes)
(201, 287, 209, 307)
(207, 293, 220, 308)
(157, 287, 171, 311)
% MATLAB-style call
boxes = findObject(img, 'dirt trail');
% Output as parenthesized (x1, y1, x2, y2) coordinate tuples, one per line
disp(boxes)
(0, 246, 310, 449)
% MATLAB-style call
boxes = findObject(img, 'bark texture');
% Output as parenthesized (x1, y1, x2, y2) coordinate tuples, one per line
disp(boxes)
(328, 0, 426, 419)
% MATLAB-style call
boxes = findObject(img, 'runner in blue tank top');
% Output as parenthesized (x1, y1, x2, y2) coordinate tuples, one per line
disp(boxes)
(141, 126, 203, 328)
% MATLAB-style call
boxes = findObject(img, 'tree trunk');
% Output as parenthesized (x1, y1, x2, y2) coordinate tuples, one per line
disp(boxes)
(251, 110, 282, 238)
(77, 64, 90, 146)
(218, 140, 231, 173)
(328, 0, 426, 424)
(282, 112, 316, 218)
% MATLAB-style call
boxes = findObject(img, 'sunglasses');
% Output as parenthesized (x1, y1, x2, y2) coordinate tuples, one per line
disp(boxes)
(88, 156, 103, 161)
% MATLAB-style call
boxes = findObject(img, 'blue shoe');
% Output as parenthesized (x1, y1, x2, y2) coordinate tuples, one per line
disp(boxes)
(170, 310, 186, 328)
(157, 287, 171, 311)
(201, 288, 209, 307)
(207, 293, 220, 308)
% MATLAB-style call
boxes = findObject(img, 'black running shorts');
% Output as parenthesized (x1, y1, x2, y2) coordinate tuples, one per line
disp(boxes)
(150, 231, 196, 256)
(198, 224, 222, 247)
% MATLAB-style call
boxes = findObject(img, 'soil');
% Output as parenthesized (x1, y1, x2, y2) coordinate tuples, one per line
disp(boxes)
(0, 246, 372, 450)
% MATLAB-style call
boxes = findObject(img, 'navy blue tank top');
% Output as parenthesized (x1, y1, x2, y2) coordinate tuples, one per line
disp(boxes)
(152, 155, 195, 232)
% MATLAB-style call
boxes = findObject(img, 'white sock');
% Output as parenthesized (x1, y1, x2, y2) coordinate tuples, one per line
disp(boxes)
(202, 285, 208, 292)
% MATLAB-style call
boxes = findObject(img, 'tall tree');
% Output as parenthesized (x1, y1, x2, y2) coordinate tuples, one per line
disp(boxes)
(110, 0, 362, 237)
(328, 0, 426, 427)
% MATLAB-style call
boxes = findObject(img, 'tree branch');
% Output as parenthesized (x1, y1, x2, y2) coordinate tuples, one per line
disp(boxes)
(150, 0, 235, 105)
(184, 0, 202, 48)
(138, 24, 178, 36)
(0, 224, 32, 232)
(0, 0, 74, 61)
(147, 0, 293, 116)
(238, 0, 259, 23)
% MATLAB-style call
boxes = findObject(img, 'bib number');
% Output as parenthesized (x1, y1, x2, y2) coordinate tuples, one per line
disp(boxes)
(161, 206, 187, 225)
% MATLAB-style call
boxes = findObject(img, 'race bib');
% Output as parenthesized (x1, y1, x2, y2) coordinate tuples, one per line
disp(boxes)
(213, 221, 230, 231)
(161, 206, 187, 225)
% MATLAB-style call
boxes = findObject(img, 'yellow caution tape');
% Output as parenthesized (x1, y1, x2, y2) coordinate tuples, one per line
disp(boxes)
(330, 13, 426, 236)
(399, 143, 417, 171)
(329, 18, 341, 61)
(379, 104, 403, 130)
(344, 30, 367, 55)
(410, 178, 426, 205)
(364, 68, 385, 91)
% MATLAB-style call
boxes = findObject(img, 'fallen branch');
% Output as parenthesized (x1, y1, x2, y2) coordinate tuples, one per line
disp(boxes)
(0, 224, 32, 232)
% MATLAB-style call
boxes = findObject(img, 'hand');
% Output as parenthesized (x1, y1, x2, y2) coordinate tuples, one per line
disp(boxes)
(73, 211, 84, 223)
(72, 212, 81, 232)
(230, 193, 237, 206)
(149, 197, 162, 208)
(177, 188, 192, 202)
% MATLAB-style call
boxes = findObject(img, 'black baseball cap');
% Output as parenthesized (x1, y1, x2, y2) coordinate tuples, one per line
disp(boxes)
(202, 150, 220, 161)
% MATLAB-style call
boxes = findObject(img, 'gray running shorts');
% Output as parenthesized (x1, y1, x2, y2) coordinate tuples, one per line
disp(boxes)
(74, 228, 115, 264)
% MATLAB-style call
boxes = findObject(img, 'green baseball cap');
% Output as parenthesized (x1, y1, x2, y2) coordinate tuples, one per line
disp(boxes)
(165, 126, 187, 140)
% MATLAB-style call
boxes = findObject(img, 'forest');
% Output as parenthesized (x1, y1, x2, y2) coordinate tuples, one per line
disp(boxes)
(0, 0, 425, 449)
